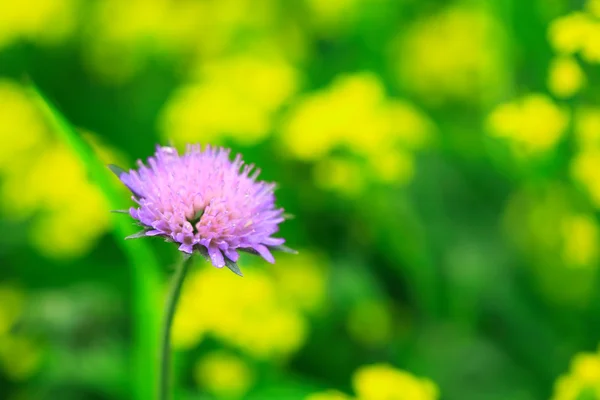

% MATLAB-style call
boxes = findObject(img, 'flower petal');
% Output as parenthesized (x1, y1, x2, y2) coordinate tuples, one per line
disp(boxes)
(208, 245, 226, 268)
(254, 244, 275, 263)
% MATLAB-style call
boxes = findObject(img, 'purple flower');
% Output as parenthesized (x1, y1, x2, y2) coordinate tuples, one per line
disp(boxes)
(110, 144, 292, 275)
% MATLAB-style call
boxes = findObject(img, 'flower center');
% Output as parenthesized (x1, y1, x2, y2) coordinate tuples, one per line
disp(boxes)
(187, 209, 205, 234)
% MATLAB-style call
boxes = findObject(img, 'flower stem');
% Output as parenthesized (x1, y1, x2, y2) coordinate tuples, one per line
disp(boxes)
(159, 254, 193, 400)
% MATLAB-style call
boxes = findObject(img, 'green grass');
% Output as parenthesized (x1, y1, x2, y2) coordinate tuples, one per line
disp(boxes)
(28, 83, 163, 400)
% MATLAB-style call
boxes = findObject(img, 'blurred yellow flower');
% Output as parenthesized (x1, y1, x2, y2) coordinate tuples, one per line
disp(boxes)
(367, 149, 414, 185)
(173, 253, 329, 359)
(574, 107, 600, 146)
(548, 56, 585, 98)
(572, 149, 600, 207)
(548, 12, 593, 55)
(160, 54, 298, 147)
(194, 351, 254, 399)
(282, 73, 433, 193)
(0, 0, 78, 49)
(269, 252, 328, 314)
(552, 348, 600, 400)
(588, 0, 600, 17)
(548, 9, 600, 64)
(0, 286, 42, 381)
(352, 364, 439, 400)
(0, 286, 24, 337)
(561, 214, 599, 268)
(0, 81, 48, 171)
(0, 79, 117, 258)
(0, 336, 42, 381)
(503, 185, 599, 307)
(487, 94, 568, 156)
(582, 24, 600, 63)
(84, 0, 282, 82)
(394, 6, 507, 104)
(306, 363, 438, 400)
(303, 0, 361, 33)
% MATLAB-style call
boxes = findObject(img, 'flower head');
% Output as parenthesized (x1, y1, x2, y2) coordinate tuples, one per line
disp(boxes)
(110, 144, 290, 274)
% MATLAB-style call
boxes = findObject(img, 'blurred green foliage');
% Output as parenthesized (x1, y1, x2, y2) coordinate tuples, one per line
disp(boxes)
(2, 0, 600, 399)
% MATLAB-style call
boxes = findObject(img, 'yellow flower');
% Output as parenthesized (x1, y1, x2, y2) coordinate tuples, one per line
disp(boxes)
(0, 286, 24, 337)
(548, 56, 585, 98)
(269, 252, 328, 314)
(194, 351, 254, 399)
(307, 364, 439, 400)
(352, 364, 439, 400)
(394, 6, 507, 104)
(84, 0, 283, 82)
(561, 214, 599, 268)
(0, 80, 48, 171)
(502, 185, 600, 307)
(548, 12, 593, 55)
(572, 149, 600, 207)
(487, 94, 568, 156)
(160, 54, 298, 147)
(0, 0, 77, 49)
(587, 0, 600, 17)
(0, 336, 42, 381)
(574, 107, 600, 146)
(173, 255, 320, 359)
(367, 150, 414, 185)
(0, 80, 115, 258)
(303, 0, 360, 33)
(282, 73, 433, 193)
(551, 349, 600, 400)
(0, 286, 43, 381)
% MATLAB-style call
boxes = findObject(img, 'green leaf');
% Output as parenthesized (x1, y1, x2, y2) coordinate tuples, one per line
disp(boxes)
(225, 257, 244, 277)
(28, 83, 162, 400)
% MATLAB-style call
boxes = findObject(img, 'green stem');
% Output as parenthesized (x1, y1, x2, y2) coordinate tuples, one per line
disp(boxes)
(159, 254, 193, 400)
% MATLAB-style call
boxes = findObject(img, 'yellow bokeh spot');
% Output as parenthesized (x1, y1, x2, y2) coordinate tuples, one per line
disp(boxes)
(304, 0, 360, 33)
(587, 0, 600, 17)
(173, 257, 317, 359)
(160, 54, 298, 147)
(548, 12, 593, 55)
(572, 149, 600, 207)
(282, 73, 433, 192)
(581, 22, 600, 63)
(548, 56, 585, 98)
(575, 107, 600, 147)
(368, 150, 414, 184)
(0, 80, 48, 171)
(194, 351, 254, 399)
(0, 0, 77, 49)
(270, 252, 327, 314)
(551, 348, 600, 400)
(487, 94, 568, 156)
(561, 214, 599, 268)
(0, 79, 115, 258)
(282, 73, 433, 161)
(395, 6, 506, 104)
(0, 286, 24, 336)
(0, 336, 42, 381)
(352, 364, 439, 400)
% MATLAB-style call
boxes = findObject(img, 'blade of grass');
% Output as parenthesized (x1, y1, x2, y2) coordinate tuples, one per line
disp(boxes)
(28, 83, 162, 400)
